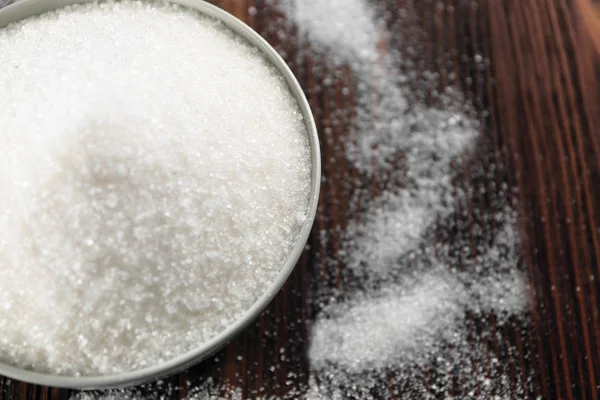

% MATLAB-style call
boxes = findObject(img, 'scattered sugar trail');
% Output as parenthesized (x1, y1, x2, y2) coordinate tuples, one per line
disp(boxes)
(0, 1, 311, 376)
(310, 217, 529, 372)
(74, 394, 143, 400)
(279, 0, 413, 174)
(283, 0, 531, 397)
(309, 271, 467, 371)
(71, 380, 245, 400)
(280, 0, 475, 174)
(341, 108, 477, 283)
(465, 223, 531, 318)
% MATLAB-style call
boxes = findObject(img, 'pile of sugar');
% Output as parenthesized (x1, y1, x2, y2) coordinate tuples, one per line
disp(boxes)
(0, 1, 311, 376)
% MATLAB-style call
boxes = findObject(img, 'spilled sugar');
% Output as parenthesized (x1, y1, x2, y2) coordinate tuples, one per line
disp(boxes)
(309, 271, 468, 371)
(340, 108, 478, 283)
(282, 0, 531, 397)
(281, 0, 382, 65)
(74, 394, 143, 400)
(0, 1, 311, 376)
(310, 222, 529, 373)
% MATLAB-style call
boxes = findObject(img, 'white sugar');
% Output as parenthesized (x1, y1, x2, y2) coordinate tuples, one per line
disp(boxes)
(311, 221, 529, 373)
(279, 0, 381, 65)
(0, 1, 311, 376)
(341, 108, 477, 283)
(282, 0, 530, 397)
(74, 394, 142, 400)
(309, 271, 467, 371)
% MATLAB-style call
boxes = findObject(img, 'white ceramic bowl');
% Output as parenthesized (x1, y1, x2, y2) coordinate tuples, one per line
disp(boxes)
(0, 0, 320, 389)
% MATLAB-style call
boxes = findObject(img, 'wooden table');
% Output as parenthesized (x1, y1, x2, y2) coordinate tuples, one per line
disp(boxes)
(1, 0, 599, 399)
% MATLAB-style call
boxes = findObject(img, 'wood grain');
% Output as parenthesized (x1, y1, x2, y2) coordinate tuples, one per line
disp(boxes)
(0, 0, 599, 399)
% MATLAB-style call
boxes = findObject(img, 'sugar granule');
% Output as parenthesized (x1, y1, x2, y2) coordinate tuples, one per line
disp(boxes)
(0, 1, 311, 376)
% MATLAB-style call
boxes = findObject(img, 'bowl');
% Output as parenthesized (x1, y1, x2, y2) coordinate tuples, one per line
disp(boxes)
(0, 0, 320, 389)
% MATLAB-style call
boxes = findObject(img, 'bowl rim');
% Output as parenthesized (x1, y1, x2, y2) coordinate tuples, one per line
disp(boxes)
(0, 0, 321, 389)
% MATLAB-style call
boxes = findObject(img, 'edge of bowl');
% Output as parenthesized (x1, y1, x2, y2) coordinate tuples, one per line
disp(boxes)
(0, 0, 321, 389)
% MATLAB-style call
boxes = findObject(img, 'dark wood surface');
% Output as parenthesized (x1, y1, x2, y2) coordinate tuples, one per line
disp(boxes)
(1, 0, 600, 399)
